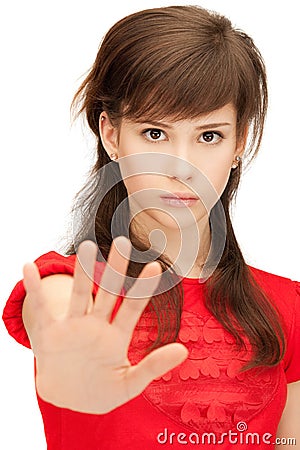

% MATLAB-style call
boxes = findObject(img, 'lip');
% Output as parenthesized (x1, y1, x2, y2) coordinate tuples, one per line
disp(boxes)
(160, 193, 199, 208)
(160, 192, 198, 200)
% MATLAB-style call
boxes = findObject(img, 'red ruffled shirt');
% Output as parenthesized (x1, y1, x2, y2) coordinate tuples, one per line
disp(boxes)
(2, 251, 300, 449)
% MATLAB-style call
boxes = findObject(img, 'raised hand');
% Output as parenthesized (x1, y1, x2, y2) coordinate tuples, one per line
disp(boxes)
(22, 237, 188, 414)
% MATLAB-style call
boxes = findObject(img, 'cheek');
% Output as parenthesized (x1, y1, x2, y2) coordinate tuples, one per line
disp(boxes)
(199, 150, 234, 197)
(118, 133, 139, 157)
(122, 177, 138, 197)
(122, 174, 156, 198)
(206, 165, 232, 196)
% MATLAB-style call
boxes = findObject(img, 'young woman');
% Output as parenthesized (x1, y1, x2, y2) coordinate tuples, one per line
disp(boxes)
(2, 5, 300, 449)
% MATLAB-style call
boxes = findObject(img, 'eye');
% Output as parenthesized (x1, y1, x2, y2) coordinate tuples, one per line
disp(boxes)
(143, 128, 166, 142)
(199, 131, 223, 144)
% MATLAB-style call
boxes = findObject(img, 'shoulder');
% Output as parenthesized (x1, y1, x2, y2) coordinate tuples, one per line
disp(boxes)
(248, 264, 299, 317)
(248, 265, 300, 383)
(248, 264, 298, 291)
(248, 264, 299, 340)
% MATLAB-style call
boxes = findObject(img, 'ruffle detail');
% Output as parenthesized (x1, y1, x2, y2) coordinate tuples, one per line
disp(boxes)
(128, 308, 282, 433)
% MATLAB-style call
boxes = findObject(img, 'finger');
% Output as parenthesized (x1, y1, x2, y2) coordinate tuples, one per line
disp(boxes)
(69, 240, 97, 317)
(22, 262, 52, 327)
(92, 236, 131, 320)
(125, 343, 188, 399)
(112, 261, 162, 342)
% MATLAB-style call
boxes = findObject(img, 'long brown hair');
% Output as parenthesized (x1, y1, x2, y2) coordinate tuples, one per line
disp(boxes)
(60, 5, 285, 369)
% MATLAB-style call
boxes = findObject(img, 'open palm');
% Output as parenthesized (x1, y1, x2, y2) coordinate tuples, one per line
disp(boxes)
(22, 237, 188, 414)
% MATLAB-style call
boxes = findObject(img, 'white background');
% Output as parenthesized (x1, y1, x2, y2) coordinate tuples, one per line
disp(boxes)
(0, 1, 299, 448)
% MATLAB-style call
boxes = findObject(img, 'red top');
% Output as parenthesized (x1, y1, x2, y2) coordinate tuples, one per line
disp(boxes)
(2, 251, 300, 449)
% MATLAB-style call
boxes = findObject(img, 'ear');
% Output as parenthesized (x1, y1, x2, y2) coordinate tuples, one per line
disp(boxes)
(99, 112, 119, 158)
(235, 125, 249, 159)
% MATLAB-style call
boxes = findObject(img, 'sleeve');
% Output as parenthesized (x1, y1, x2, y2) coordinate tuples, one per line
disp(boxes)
(2, 250, 125, 350)
(2, 251, 77, 349)
(282, 281, 300, 383)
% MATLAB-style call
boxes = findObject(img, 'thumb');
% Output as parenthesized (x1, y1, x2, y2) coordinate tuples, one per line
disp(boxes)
(125, 343, 188, 399)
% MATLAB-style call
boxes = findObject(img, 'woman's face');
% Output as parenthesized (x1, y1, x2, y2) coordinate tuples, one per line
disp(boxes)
(100, 103, 245, 231)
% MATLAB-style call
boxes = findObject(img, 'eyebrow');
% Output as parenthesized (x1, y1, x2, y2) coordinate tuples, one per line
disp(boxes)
(135, 120, 232, 130)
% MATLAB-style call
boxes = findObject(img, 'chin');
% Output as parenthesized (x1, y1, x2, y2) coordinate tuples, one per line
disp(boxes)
(151, 211, 204, 231)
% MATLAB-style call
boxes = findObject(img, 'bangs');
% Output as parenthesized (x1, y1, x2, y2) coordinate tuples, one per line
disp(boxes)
(117, 33, 239, 122)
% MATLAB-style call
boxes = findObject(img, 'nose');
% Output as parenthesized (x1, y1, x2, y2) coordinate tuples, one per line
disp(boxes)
(168, 157, 194, 182)
(170, 173, 192, 182)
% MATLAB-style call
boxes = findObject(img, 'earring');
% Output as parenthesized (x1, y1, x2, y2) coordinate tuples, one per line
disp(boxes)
(110, 152, 118, 161)
(232, 155, 241, 169)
